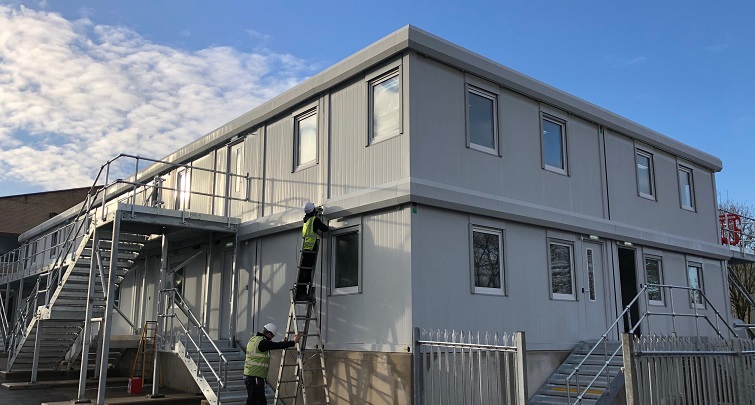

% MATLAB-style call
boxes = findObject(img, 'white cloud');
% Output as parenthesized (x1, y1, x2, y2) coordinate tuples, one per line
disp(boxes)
(604, 54, 648, 68)
(0, 5, 313, 192)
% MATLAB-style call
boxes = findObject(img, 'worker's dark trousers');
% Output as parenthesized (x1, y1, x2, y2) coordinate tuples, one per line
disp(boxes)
(244, 375, 267, 405)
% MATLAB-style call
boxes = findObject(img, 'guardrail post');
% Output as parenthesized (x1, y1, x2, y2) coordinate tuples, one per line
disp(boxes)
(515, 331, 528, 405)
(622, 333, 639, 405)
(30, 318, 42, 383)
(413, 327, 421, 405)
(151, 232, 168, 399)
(733, 339, 746, 403)
(96, 210, 121, 405)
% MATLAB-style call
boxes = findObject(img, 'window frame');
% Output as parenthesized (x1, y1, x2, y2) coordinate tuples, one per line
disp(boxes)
(367, 66, 402, 144)
(469, 225, 506, 296)
(175, 167, 191, 210)
(635, 148, 656, 200)
(233, 142, 244, 193)
(330, 224, 362, 296)
(687, 262, 705, 309)
(293, 106, 318, 171)
(644, 255, 665, 306)
(586, 247, 596, 302)
(50, 230, 58, 258)
(548, 239, 576, 301)
(540, 113, 568, 175)
(677, 163, 695, 211)
(465, 83, 499, 156)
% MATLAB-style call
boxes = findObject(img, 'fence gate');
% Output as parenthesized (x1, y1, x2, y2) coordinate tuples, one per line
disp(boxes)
(623, 334, 755, 405)
(413, 327, 527, 405)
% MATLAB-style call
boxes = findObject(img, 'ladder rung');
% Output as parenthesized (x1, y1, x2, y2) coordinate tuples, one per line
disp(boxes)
(278, 378, 300, 383)
(295, 316, 317, 320)
(276, 395, 298, 399)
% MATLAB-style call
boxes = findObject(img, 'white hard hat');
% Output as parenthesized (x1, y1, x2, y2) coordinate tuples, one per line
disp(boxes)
(304, 202, 315, 214)
(263, 323, 277, 336)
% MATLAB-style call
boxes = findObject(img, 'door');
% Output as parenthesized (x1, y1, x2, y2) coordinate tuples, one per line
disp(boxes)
(582, 242, 608, 337)
(618, 247, 640, 334)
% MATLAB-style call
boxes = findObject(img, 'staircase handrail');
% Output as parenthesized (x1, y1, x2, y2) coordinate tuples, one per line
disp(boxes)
(160, 288, 229, 396)
(728, 266, 755, 313)
(566, 283, 735, 404)
(0, 288, 9, 348)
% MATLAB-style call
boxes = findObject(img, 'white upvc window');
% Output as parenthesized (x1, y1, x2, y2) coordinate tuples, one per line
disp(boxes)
(644, 255, 665, 305)
(368, 68, 401, 143)
(687, 262, 705, 309)
(635, 149, 655, 200)
(678, 164, 695, 211)
(175, 168, 191, 210)
(470, 226, 505, 296)
(541, 114, 568, 175)
(465, 85, 498, 155)
(549, 240, 576, 300)
(331, 225, 362, 295)
(294, 108, 318, 170)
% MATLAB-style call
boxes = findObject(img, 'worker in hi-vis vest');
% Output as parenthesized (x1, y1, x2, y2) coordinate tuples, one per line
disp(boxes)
(302, 202, 329, 251)
(244, 323, 300, 405)
(296, 202, 329, 301)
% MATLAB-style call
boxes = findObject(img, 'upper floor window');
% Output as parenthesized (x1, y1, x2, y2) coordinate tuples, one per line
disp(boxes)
(644, 255, 664, 305)
(50, 231, 58, 258)
(175, 168, 190, 210)
(687, 262, 705, 309)
(549, 240, 575, 300)
(678, 165, 695, 211)
(541, 115, 568, 174)
(470, 226, 505, 295)
(233, 143, 244, 193)
(294, 109, 317, 169)
(369, 69, 401, 142)
(635, 149, 655, 199)
(332, 226, 361, 295)
(466, 85, 498, 155)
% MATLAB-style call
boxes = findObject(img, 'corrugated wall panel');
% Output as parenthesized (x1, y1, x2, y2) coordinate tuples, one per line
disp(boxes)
(256, 231, 300, 332)
(329, 60, 408, 199)
(325, 207, 412, 348)
(190, 154, 214, 215)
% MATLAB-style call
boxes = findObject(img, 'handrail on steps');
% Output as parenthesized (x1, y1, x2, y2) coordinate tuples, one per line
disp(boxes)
(565, 283, 737, 404)
(160, 288, 229, 399)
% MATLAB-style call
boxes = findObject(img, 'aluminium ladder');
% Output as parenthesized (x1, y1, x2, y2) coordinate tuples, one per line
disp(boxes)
(273, 239, 331, 405)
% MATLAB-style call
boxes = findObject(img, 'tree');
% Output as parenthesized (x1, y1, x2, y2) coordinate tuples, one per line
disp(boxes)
(719, 199, 755, 323)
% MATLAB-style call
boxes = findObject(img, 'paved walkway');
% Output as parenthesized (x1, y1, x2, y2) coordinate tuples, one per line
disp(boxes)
(0, 378, 202, 405)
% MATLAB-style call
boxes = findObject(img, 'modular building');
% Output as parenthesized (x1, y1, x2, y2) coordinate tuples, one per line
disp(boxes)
(0, 26, 741, 405)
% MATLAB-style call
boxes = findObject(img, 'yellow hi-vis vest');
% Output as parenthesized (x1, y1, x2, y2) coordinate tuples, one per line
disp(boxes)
(244, 336, 270, 378)
(302, 216, 317, 251)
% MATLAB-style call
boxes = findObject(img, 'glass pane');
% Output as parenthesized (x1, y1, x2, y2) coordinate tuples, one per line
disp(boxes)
(473, 230, 501, 289)
(335, 231, 359, 289)
(679, 169, 693, 208)
(373, 75, 400, 138)
(543, 119, 564, 170)
(468, 91, 495, 150)
(637, 153, 652, 195)
(587, 249, 595, 301)
(645, 258, 662, 302)
(298, 113, 317, 165)
(687, 264, 702, 305)
(550, 244, 573, 295)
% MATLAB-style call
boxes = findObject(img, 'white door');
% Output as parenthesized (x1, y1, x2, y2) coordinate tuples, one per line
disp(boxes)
(582, 242, 609, 338)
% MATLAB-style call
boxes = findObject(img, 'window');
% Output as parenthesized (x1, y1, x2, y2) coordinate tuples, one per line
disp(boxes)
(369, 69, 401, 141)
(471, 227, 505, 295)
(294, 109, 317, 169)
(234, 144, 244, 193)
(549, 241, 575, 300)
(175, 169, 190, 210)
(542, 115, 567, 174)
(678, 165, 695, 210)
(50, 231, 58, 258)
(586, 248, 596, 301)
(332, 227, 361, 294)
(466, 85, 498, 154)
(644, 256, 664, 305)
(635, 149, 655, 199)
(687, 262, 705, 308)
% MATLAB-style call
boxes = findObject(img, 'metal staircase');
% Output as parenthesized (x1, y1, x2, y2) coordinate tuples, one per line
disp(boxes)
(531, 283, 737, 405)
(530, 341, 623, 405)
(5, 226, 144, 373)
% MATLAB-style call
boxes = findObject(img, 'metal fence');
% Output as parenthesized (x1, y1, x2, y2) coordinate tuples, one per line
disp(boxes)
(413, 327, 527, 405)
(623, 333, 755, 405)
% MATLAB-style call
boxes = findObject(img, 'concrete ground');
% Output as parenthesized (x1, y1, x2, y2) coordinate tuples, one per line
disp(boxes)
(1, 378, 203, 405)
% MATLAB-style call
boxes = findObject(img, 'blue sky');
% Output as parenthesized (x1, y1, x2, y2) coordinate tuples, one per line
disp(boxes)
(1, 1, 753, 206)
